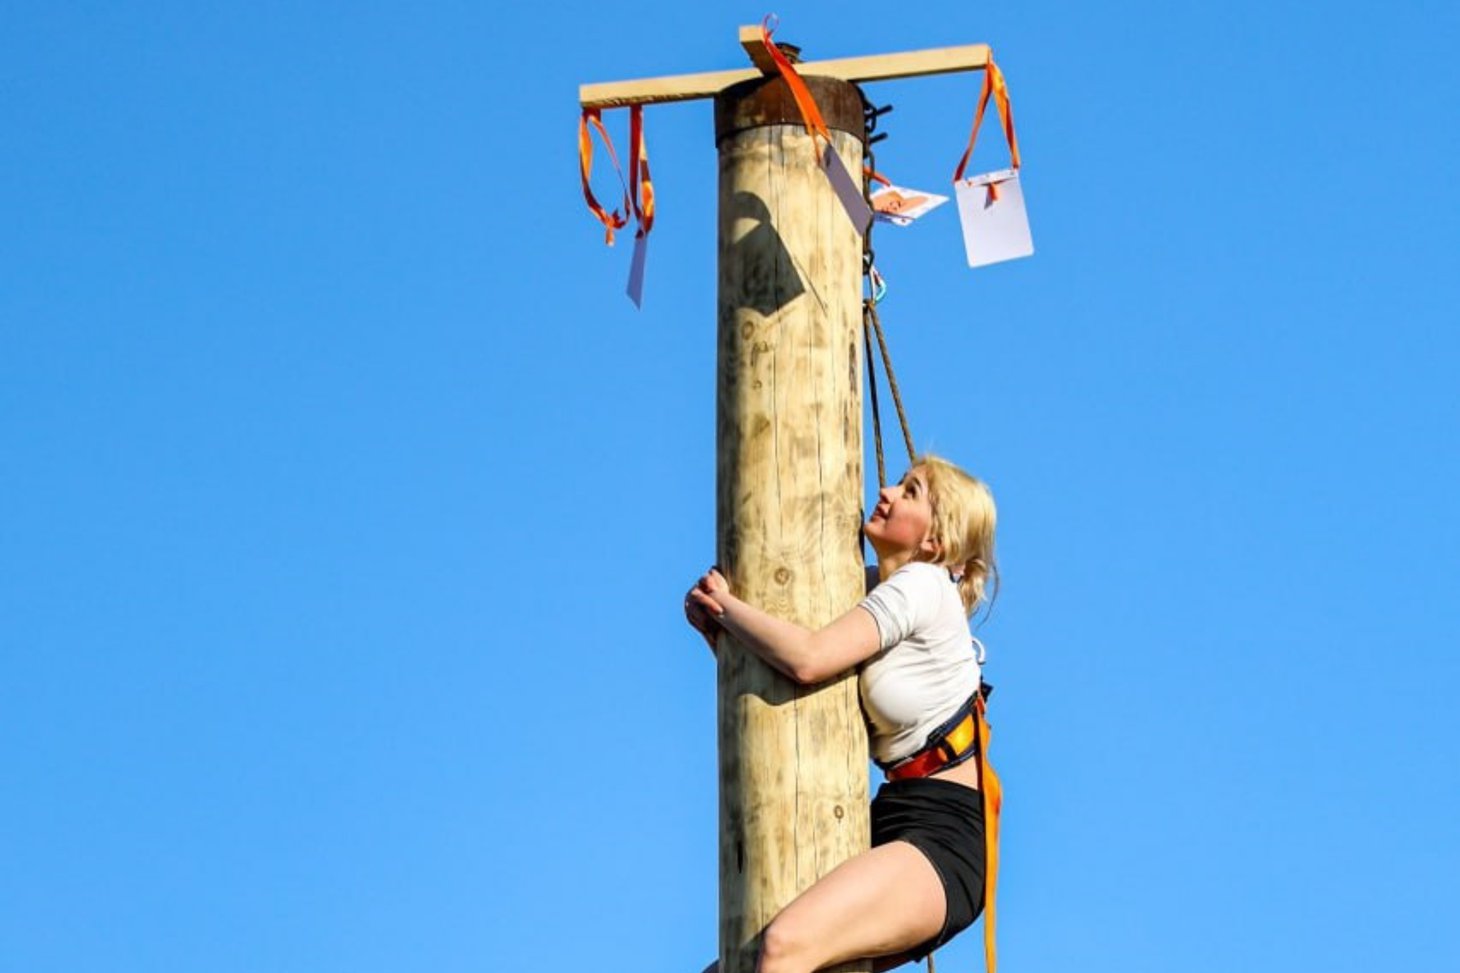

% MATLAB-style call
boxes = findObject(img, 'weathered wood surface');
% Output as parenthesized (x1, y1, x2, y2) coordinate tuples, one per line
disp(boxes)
(579, 42, 992, 108)
(715, 94, 871, 973)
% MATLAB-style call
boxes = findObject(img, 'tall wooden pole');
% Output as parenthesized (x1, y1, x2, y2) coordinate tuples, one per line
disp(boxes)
(581, 30, 1000, 971)
(713, 74, 871, 973)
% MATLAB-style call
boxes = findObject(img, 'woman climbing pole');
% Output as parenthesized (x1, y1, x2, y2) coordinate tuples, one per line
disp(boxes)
(684, 454, 998, 973)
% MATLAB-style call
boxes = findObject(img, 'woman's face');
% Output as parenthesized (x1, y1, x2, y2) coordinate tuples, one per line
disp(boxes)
(865, 467, 936, 558)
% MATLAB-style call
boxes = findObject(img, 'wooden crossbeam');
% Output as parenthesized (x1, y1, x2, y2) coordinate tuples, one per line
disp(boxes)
(579, 34, 991, 109)
(738, 24, 780, 76)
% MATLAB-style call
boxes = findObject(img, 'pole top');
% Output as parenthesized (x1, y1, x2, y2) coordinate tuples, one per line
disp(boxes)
(714, 74, 866, 145)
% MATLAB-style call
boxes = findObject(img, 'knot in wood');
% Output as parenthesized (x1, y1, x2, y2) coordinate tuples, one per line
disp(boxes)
(774, 567, 792, 586)
(833, 804, 845, 820)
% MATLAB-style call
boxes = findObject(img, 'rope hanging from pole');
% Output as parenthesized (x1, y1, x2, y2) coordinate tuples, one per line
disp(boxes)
(866, 297, 916, 470)
(859, 90, 916, 488)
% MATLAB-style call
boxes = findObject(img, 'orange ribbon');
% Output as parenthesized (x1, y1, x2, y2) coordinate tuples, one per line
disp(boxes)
(765, 18, 899, 215)
(579, 104, 655, 247)
(627, 104, 654, 239)
(579, 108, 630, 245)
(975, 694, 1002, 973)
(952, 58, 1021, 202)
(760, 15, 830, 148)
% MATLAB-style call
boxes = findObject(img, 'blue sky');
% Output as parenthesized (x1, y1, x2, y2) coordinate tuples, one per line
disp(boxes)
(3, 3, 1458, 971)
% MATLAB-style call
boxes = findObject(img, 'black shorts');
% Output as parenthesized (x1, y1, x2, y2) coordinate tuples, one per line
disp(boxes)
(870, 776, 986, 959)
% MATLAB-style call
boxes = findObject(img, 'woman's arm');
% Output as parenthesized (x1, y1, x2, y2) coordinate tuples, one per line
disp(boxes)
(688, 568, 883, 685)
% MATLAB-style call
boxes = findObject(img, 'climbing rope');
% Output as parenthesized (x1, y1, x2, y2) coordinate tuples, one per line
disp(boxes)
(859, 93, 916, 487)
(866, 298, 916, 474)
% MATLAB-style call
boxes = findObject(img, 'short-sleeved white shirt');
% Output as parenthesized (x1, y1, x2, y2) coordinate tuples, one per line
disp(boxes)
(857, 562, 981, 764)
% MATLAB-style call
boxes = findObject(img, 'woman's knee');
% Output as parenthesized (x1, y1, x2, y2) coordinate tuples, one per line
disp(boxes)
(757, 917, 809, 973)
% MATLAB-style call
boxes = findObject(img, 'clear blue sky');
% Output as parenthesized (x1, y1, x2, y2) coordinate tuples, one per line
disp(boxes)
(4, 3, 1458, 971)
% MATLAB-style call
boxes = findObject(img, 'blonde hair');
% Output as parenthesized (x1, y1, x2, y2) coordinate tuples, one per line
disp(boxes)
(915, 454, 998, 618)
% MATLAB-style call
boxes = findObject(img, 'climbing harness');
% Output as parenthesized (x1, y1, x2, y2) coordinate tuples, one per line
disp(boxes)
(873, 680, 1002, 973)
(877, 681, 990, 781)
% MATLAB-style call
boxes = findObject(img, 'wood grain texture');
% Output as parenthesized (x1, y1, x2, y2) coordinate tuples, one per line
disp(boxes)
(715, 103, 870, 973)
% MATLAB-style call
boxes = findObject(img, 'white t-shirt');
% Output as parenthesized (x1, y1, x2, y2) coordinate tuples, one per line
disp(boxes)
(857, 562, 982, 764)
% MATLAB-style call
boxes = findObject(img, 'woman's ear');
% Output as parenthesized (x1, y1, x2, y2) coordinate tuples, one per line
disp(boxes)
(919, 534, 943, 559)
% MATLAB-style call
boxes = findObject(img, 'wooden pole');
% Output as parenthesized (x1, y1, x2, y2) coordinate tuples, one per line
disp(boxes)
(714, 74, 871, 973)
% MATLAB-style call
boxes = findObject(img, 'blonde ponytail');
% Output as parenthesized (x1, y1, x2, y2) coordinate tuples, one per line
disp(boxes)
(957, 555, 999, 620)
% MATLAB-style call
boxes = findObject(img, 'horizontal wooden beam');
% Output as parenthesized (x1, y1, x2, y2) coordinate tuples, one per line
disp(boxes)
(580, 66, 763, 111)
(806, 43, 993, 85)
(579, 42, 992, 109)
(738, 24, 779, 75)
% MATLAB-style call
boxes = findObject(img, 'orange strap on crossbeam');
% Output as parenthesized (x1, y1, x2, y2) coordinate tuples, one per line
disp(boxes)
(764, 18, 900, 217)
(760, 15, 830, 146)
(579, 107, 632, 245)
(974, 694, 1002, 973)
(627, 104, 655, 238)
(952, 57, 1021, 199)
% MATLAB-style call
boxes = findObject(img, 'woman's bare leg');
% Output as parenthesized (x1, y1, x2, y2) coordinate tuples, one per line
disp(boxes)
(755, 840, 945, 973)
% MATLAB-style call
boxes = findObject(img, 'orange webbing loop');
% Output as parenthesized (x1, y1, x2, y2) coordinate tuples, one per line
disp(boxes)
(627, 104, 654, 239)
(760, 16, 831, 147)
(952, 58, 1021, 200)
(579, 107, 631, 245)
(975, 694, 1002, 973)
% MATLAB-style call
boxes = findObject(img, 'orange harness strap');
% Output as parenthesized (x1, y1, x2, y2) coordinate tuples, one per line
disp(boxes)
(896, 690, 1001, 973)
(973, 694, 1002, 973)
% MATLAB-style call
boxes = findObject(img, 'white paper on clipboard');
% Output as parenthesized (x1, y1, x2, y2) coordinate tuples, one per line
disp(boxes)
(954, 167, 1033, 268)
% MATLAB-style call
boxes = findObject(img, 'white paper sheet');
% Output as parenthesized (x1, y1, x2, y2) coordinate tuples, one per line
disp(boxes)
(954, 168, 1034, 268)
